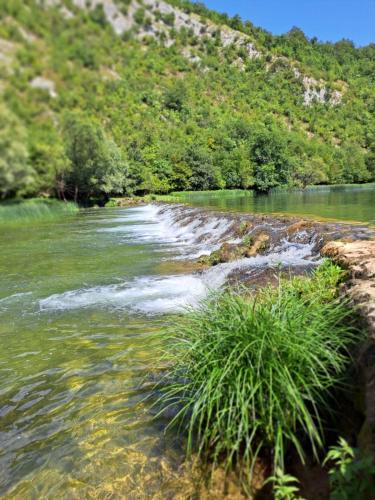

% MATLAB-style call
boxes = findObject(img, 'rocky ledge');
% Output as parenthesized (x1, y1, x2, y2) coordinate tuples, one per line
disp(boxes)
(322, 240, 375, 455)
(322, 240, 375, 337)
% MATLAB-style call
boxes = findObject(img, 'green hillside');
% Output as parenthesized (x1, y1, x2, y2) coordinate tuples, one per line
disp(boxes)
(0, 0, 374, 201)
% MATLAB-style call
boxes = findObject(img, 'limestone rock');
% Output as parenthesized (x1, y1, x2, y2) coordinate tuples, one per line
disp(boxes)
(30, 77, 57, 98)
(322, 240, 375, 336)
(322, 240, 375, 455)
(287, 220, 313, 235)
(245, 233, 270, 257)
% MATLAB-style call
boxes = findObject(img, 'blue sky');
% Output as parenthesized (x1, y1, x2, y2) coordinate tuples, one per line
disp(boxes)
(199, 1, 375, 46)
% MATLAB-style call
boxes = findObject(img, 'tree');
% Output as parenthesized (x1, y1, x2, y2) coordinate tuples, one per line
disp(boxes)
(163, 81, 187, 112)
(0, 105, 34, 199)
(294, 157, 328, 187)
(185, 145, 224, 190)
(220, 144, 254, 189)
(63, 114, 130, 201)
(249, 127, 294, 191)
(28, 126, 71, 199)
(101, 140, 133, 196)
(365, 141, 375, 180)
(340, 144, 370, 183)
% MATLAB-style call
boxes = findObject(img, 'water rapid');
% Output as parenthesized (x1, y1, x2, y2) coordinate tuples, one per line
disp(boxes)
(39, 204, 319, 315)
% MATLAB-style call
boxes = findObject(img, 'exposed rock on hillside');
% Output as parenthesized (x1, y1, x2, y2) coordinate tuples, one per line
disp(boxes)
(37, 0, 341, 107)
(30, 77, 57, 98)
(293, 68, 343, 106)
(0, 38, 16, 75)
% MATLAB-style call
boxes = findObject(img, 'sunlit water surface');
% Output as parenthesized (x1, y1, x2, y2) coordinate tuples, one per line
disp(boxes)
(173, 185, 375, 224)
(0, 206, 209, 499)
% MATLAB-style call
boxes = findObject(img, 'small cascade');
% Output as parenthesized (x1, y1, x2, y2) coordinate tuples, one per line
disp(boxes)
(39, 203, 331, 315)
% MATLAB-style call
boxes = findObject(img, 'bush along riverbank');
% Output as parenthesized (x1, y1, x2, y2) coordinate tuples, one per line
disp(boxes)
(0, 198, 78, 226)
(156, 260, 375, 498)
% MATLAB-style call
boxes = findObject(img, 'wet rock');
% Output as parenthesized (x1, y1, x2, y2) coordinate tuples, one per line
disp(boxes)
(204, 242, 242, 266)
(245, 232, 269, 257)
(200, 232, 270, 267)
(234, 220, 253, 237)
(287, 220, 313, 235)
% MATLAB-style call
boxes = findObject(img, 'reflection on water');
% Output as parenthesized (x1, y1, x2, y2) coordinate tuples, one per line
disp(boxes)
(174, 185, 375, 224)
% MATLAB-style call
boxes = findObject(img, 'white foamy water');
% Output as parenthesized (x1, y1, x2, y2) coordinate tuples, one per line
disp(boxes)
(39, 204, 319, 315)
(39, 222, 317, 316)
(97, 204, 233, 258)
(0, 292, 33, 312)
(39, 275, 207, 314)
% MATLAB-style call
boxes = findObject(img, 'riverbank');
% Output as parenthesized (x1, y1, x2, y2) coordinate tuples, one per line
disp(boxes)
(322, 240, 375, 458)
(146, 203, 375, 498)
(157, 262, 371, 498)
(0, 198, 78, 226)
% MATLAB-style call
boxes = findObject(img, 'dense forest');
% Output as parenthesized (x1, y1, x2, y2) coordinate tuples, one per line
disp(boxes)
(0, 0, 374, 202)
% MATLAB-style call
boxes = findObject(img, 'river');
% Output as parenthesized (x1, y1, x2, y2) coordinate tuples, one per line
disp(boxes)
(0, 187, 374, 498)
(171, 185, 375, 224)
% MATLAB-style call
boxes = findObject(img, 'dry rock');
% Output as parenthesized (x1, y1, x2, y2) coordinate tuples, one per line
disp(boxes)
(30, 76, 57, 98)
(322, 240, 375, 336)
(322, 240, 375, 455)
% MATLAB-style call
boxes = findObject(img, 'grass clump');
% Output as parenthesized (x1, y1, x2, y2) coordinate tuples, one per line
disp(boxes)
(158, 261, 362, 477)
(0, 198, 78, 226)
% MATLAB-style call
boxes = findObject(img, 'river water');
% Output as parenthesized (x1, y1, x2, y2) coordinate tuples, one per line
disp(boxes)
(0, 189, 373, 498)
(172, 185, 375, 224)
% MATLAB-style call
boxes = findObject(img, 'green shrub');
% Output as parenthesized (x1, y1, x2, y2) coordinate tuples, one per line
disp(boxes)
(157, 262, 362, 477)
(266, 468, 303, 500)
(324, 437, 375, 499)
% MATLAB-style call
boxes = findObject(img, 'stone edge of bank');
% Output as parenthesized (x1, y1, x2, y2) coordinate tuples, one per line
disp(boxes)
(322, 240, 375, 454)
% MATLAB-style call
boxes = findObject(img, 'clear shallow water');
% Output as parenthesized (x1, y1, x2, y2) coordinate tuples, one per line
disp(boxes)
(0, 204, 325, 498)
(172, 185, 375, 224)
(0, 206, 190, 499)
